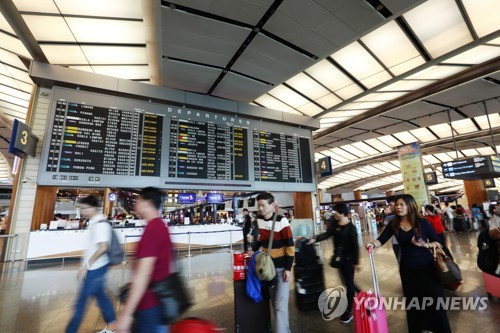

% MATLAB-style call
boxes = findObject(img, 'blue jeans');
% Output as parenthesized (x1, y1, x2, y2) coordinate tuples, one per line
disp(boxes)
(132, 306, 169, 333)
(66, 265, 116, 333)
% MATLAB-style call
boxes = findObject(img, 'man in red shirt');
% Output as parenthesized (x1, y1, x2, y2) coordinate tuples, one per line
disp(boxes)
(117, 187, 172, 333)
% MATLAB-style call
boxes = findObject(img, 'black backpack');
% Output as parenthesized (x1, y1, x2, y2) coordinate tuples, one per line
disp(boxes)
(477, 230, 499, 277)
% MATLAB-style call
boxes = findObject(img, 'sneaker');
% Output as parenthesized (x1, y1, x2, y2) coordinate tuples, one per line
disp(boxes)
(97, 329, 115, 333)
(339, 311, 353, 323)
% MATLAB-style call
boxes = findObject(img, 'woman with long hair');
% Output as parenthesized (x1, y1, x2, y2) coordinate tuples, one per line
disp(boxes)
(309, 202, 360, 324)
(366, 194, 451, 333)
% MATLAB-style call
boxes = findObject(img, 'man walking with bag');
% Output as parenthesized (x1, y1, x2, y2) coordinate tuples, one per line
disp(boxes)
(248, 192, 294, 333)
(66, 195, 116, 333)
(117, 187, 172, 333)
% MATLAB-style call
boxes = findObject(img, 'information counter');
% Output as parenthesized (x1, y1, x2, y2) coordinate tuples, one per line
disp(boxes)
(26, 223, 243, 260)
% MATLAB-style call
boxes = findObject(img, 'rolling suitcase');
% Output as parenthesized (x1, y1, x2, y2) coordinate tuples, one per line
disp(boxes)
(294, 263, 325, 311)
(353, 249, 388, 333)
(295, 238, 320, 267)
(234, 280, 271, 333)
(482, 272, 500, 298)
(454, 216, 467, 232)
(171, 318, 222, 333)
(294, 239, 325, 311)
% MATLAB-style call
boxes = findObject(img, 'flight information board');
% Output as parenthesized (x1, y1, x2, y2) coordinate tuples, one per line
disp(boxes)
(45, 100, 163, 180)
(38, 87, 315, 191)
(253, 130, 312, 183)
(168, 117, 248, 180)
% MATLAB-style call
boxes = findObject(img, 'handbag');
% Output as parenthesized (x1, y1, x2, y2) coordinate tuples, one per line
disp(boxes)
(432, 246, 462, 291)
(119, 282, 131, 304)
(254, 212, 278, 281)
(151, 272, 193, 324)
(330, 246, 344, 268)
(118, 271, 193, 324)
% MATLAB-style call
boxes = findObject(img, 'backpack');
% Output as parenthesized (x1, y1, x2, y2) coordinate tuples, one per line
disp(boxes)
(100, 220, 123, 265)
(477, 230, 499, 277)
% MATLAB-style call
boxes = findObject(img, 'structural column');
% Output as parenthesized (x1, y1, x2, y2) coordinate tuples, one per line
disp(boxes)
(31, 186, 58, 230)
(385, 190, 394, 197)
(463, 180, 488, 206)
(294, 192, 313, 219)
(354, 190, 362, 200)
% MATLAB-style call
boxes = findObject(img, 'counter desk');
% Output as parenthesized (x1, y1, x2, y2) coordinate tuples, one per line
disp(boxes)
(26, 223, 244, 260)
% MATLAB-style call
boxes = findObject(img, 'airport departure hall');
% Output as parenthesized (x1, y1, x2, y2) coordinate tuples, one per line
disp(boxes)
(0, 0, 500, 332)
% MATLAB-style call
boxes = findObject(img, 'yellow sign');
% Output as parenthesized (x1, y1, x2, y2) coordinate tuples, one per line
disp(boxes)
(397, 142, 429, 206)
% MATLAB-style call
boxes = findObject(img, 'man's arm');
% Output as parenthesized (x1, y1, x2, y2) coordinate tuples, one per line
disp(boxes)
(117, 257, 156, 332)
(85, 241, 108, 268)
(78, 241, 109, 281)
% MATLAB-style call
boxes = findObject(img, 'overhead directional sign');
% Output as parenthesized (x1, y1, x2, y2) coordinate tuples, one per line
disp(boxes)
(8, 119, 39, 158)
(483, 179, 496, 188)
(424, 172, 438, 185)
(316, 156, 333, 178)
(442, 156, 500, 180)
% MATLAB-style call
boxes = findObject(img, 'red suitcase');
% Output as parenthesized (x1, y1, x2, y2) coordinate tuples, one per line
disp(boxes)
(482, 272, 500, 298)
(353, 249, 388, 333)
(171, 318, 222, 333)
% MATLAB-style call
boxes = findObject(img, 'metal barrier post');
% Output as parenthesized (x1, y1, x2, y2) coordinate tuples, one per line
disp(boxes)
(186, 232, 192, 257)
(11, 234, 19, 263)
(123, 235, 128, 263)
(228, 229, 234, 253)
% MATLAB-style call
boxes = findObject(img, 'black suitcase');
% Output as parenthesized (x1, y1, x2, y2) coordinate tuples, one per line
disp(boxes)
(295, 238, 320, 267)
(454, 216, 468, 232)
(234, 280, 271, 333)
(294, 264, 325, 311)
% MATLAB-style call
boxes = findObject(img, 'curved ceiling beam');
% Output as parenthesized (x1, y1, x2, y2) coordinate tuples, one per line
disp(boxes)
(328, 128, 500, 176)
(314, 53, 500, 140)
(0, 0, 48, 63)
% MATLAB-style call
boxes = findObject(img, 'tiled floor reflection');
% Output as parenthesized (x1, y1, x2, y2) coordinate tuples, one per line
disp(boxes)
(0, 231, 499, 332)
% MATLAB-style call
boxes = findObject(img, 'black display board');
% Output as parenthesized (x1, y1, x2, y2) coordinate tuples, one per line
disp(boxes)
(168, 117, 248, 181)
(442, 156, 500, 180)
(38, 87, 315, 191)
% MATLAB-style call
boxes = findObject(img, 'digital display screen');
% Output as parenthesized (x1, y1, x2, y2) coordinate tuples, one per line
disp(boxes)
(206, 193, 223, 204)
(177, 193, 196, 204)
(168, 117, 248, 181)
(46, 100, 162, 180)
(38, 87, 316, 191)
(253, 130, 312, 183)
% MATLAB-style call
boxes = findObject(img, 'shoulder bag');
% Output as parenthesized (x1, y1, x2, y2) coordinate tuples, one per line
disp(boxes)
(432, 246, 462, 291)
(255, 213, 278, 281)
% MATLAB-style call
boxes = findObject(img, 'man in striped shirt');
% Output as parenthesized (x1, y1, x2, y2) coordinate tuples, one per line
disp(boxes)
(249, 192, 294, 333)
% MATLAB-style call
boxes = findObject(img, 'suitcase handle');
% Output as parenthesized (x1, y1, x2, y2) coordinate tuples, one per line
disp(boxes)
(368, 249, 381, 298)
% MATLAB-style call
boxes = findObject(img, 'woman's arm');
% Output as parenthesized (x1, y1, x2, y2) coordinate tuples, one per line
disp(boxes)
(366, 223, 394, 250)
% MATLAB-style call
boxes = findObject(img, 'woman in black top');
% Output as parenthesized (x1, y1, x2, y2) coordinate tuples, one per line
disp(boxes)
(367, 194, 451, 333)
(309, 202, 360, 324)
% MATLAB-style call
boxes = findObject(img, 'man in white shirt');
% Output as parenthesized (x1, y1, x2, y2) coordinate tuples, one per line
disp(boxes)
(443, 202, 454, 232)
(66, 195, 116, 333)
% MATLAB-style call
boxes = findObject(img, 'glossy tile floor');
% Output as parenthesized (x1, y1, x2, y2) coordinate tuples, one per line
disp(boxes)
(0, 230, 499, 332)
